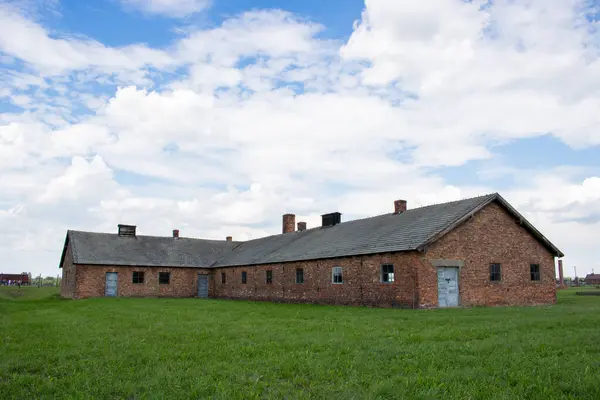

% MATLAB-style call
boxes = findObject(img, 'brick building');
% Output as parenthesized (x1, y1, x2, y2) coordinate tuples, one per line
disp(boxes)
(0, 273, 30, 285)
(584, 274, 600, 286)
(60, 193, 563, 308)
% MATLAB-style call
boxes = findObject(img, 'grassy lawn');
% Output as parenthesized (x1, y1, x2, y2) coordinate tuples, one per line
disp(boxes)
(0, 286, 60, 301)
(1, 287, 599, 399)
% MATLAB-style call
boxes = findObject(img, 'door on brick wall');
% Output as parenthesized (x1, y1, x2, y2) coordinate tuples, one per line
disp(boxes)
(105, 272, 118, 297)
(197, 274, 209, 298)
(437, 267, 459, 307)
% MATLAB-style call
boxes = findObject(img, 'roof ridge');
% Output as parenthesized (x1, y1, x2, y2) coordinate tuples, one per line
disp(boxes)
(69, 230, 240, 243)
(69, 194, 499, 247)
(238, 193, 501, 243)
(61, 192, 563, 269)
(407, 193, 497, 211)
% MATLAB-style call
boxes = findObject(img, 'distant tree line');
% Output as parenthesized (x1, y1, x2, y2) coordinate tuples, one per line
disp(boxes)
(561, 277, 588, 286)
(31, 274, 61, 287)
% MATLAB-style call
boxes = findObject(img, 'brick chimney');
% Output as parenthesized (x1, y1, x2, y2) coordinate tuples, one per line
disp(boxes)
(394, 199, 407, 214)
(282, 214, 296, 233)
(558, 259, 565, 289)
(226, 236, 232, 242)
(173, 229, 179, 239)
(297, 222, 307, 232)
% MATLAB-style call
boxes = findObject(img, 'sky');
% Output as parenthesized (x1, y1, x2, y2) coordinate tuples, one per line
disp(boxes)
(1, 0, 599, 278)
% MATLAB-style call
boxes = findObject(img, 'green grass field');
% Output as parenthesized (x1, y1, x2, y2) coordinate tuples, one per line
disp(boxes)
(0, 286, 60, 301)
(1, 287, 599, 399)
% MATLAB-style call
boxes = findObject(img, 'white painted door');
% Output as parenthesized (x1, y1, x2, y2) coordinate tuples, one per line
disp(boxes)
(105, 272, 118, 297)
(437, 267, 459, 307)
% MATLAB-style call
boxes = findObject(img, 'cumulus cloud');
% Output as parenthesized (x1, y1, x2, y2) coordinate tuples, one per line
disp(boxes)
(0, 3, 175, 74)
(342, 0, 600, 150)
(1, 0, 600, 277)
(37, 156, 120, 204)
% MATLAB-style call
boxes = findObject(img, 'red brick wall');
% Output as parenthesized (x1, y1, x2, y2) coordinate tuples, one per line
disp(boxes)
(60, 201, 558, 308)
(60, 243, 77, 298)
(419, 202, 557, 308)
(72, 263, 212, 299)
(213, 252, 419, 308)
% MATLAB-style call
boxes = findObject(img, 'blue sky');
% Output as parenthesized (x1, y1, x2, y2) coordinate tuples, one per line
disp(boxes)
(45, 0, 365, 46)
(1, 0, 600, 277)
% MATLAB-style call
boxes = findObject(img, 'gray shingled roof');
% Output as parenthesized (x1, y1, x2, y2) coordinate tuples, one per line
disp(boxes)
(61, 193, 564, 269)
(214, 194, 498, 266)
(67, 231, 239, 267)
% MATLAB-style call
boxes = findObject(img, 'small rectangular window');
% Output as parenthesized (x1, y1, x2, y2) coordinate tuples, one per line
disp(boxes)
(332, 267, 343, 284)
(158, 272, 170, 285)
(530, 264, 540, 281)
(296, 268, 304, 284)
(266, 270, 273, 284)
(132, 271, 144, 284)
(221, 272, 226, 284)
(381, 264, 394, 283)
(241, 271, 247, 284)
(490, 263, 502, 282)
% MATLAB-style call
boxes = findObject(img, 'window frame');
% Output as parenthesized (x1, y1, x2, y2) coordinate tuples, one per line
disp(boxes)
(381, 264, 395, 283)
(266, 270, 273, 284)
(530, 264, 541, 281)
(132, 271, 145, 284)
(332, 266, 343, 284)
(221, 272, 226, 284)
(295, 268, 304, 284)
(489, 263, 502, 282)
(241, 271, 247, 284)
(158, 272, 170, 285)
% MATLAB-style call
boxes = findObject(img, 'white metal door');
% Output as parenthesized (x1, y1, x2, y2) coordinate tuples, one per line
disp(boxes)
(437, 267, 459, 307)
(105, 272, 118, 297)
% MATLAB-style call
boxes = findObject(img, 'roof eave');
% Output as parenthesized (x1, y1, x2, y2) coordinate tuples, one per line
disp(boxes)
(58, 231, 71, 269)
(72, 262, 211, 268)
(494, 193, 564, 257)
(416, 194, 496, 253)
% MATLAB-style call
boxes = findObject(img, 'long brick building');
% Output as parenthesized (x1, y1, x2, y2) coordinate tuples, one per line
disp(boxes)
(59, 193, 563, 308)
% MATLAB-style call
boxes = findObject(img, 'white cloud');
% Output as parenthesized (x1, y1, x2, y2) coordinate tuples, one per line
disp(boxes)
(1, 1, 600, 278)
(0, 3, 175, 74)
(0, 122, 49, 171)
(49, 124, 114, 157)
(37, 155, 120, 204)
(342, 0, 600, 151)
(120, 0, 210, 18)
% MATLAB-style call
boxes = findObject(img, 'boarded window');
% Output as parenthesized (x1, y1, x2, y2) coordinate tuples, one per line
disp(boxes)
(158, 272, 170, 285)
(266, 270, 273, 284)
(221, 272, 226, 284)
(296, 268, 304, 284)
(490, 263, 502, 282)
(381, 264, 394, 283)
(132, 271, 144, 284)
(332, 267, 343, 284)
(242, 271, 247, 284)
(530, 264, 540, 281)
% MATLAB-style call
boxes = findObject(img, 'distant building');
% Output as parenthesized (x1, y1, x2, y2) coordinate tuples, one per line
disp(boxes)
(0, 273, 30, 285)
(59, 193, 564, 308)
(584, 274, 600, 286)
